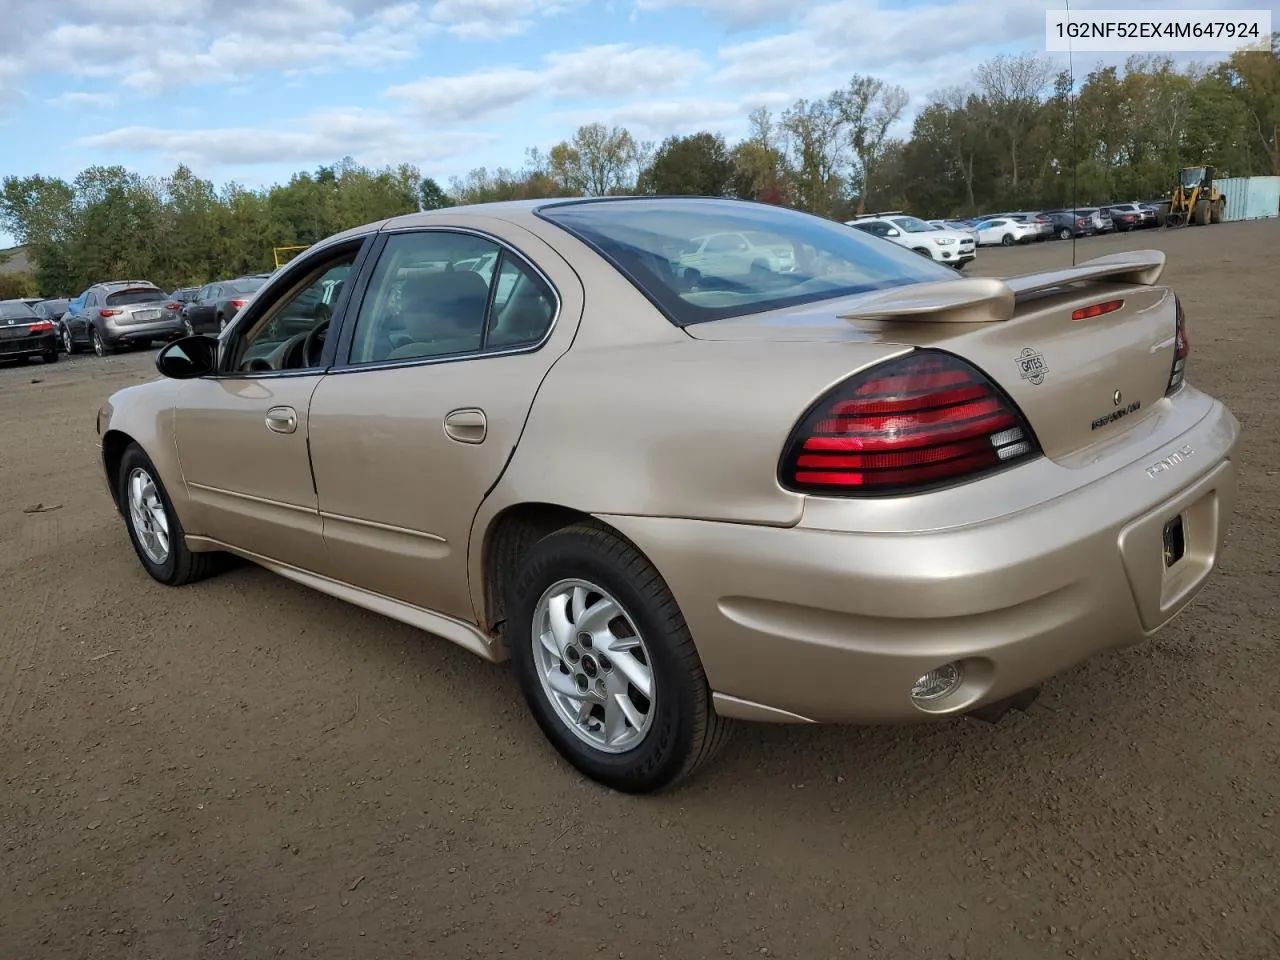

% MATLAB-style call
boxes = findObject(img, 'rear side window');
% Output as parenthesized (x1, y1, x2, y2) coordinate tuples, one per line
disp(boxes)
(106, 287, 164, 306)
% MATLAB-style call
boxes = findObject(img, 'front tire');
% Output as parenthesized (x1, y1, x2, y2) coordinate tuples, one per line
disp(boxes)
(62, 327, 77, 354)
(505, 522, 731, 793)
(118, 443, 222, 586)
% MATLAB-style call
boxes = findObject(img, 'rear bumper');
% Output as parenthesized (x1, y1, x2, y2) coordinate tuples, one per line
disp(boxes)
(598, 396, 1240, 725)
(104, 318, 185, 345)
(0, 332, 56, 357)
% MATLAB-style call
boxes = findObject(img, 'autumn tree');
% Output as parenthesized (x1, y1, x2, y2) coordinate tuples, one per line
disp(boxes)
(638, 131, 736, 196)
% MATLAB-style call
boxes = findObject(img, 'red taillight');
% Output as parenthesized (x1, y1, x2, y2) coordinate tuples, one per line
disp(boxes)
(1071, 299, 1124, 321)
(99, 309, 121, 318)
(164, 302, 182, 311)
(30, 320, 54, 332)
(779, 350, 1041, 496)
(1166, 298, 1189, 396)
(229, 299, 247, 309)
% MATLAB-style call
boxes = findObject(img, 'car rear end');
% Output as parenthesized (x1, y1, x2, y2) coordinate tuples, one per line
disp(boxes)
(631, 268, 1238, 726)
(0, 299, 59, 361)
(98, 285, 185, 349)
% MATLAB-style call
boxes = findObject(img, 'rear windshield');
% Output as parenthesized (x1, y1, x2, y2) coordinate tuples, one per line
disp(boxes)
(229, 277, 266, 294)
(0, 300, 38, 320)
(106, 287, 165, 306)
(535, 198, 954, 326)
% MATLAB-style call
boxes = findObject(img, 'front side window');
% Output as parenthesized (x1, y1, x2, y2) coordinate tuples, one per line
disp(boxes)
(347, 231, 555, 365)
(227, 249, 358, 372)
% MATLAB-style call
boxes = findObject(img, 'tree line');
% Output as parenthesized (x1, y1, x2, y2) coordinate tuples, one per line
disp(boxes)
(2, 37, 1276, 298)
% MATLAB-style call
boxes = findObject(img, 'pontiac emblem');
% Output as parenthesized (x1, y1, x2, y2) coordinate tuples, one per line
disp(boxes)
(1016, 347, 1048, 385)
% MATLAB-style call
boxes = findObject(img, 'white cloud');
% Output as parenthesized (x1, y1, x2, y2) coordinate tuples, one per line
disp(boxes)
(428, 0, 588, 39)
(386, 43, 708, 122)
(631, 0, 793, 29)
(49, 91, 119, 109)
(75, 111, 498, 167)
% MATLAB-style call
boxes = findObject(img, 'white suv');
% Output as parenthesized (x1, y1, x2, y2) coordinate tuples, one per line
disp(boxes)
(844, 213, 976, 269)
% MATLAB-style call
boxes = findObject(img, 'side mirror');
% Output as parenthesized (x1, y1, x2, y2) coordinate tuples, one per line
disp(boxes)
(156, 335, 218, 379)
(886, 228, 900, 237)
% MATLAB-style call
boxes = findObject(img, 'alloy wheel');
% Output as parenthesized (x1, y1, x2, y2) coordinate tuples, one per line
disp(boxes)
(532, 578, 656, 753)
(126, 466, 170, 565)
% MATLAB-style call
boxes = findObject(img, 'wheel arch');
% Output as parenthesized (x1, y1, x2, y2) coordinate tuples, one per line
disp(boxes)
(101, 428, 137, 512)
(476, 502, 649, 645)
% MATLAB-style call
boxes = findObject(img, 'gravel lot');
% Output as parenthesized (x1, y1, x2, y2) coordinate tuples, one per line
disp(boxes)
(2, 223, 1278, 960)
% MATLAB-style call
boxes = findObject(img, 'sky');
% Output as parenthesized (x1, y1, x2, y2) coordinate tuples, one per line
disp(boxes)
(0, 0, 1275, 248)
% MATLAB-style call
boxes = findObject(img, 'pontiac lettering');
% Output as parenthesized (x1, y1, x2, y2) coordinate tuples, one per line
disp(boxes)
(1146, 444, 1195, 478)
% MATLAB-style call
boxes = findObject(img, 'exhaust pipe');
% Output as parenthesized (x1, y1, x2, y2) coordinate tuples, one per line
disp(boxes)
(965, 685, 1040, 724)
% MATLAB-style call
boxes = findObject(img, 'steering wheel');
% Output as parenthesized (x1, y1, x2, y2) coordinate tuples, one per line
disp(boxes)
(302, 318, 329, 367)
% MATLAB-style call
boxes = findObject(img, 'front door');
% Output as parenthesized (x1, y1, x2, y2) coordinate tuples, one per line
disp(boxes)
(307, 225, 579, 622)
(172, 242, 364, 571)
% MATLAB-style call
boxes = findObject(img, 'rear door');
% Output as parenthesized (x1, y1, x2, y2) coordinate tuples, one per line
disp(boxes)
(306, 221, 583, 622)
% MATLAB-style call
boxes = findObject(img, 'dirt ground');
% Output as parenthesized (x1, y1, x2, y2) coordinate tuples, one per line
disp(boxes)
(2, 222, 1278, 960)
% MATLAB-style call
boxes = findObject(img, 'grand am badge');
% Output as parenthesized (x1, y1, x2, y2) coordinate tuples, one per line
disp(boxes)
(1015, 347, 1048, 385)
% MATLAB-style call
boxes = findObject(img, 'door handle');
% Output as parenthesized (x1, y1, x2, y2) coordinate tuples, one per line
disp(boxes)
(265, 405, 298, 434)
(443, 408, 486, 444)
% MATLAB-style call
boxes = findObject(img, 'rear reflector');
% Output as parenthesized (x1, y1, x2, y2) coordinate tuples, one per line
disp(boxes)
(1071, 299, 1124, 321)
(779, 349, 1042, 496)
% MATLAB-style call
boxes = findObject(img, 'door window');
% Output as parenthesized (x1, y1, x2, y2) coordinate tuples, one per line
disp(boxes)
(346, 231, 557, 365)
(224, 249, 359, 373)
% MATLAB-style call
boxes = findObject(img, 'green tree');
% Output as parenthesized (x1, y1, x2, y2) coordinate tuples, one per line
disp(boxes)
(637, 132, 736, 196)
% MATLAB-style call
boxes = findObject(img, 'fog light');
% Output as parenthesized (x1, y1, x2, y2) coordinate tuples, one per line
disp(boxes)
(911, 662, 963, 703)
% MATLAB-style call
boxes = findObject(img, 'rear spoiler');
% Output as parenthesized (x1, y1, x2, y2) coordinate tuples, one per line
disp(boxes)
(838, 250, 1166, 324)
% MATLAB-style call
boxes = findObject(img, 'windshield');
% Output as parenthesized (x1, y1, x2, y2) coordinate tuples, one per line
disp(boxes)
(105, 287, 165, 306)
(536, 198, 953, 326)
(891, 216, 935, 233)
(0, 299, 39, 320)
(1179, 167, 1206, 188)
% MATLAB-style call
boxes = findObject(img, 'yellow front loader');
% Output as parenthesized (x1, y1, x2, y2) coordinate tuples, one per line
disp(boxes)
(1158, 166, 1226, 228)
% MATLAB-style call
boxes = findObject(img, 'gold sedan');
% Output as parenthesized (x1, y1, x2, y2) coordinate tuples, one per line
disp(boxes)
(96, 197, 1240, 793)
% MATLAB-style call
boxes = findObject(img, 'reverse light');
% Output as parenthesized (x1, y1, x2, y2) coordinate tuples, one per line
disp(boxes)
(1166, 297, 1189, 396)
(1071, 299, 1124, 321)
(778, 349, 1042, 497)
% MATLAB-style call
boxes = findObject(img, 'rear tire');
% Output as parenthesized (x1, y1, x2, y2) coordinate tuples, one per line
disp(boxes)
(1000, 234, 1014, 246)
(91, 328, 110, 357)
(505, 522, 732, 794)
(117, 443, 224, 587)
(1057, 227, 1071, 240)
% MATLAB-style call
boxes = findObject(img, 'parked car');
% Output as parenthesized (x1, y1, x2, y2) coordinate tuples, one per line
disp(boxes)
(181, 276, 270, 334)
(999, 212, 1055, 241)
(1038, 210, 1095, 240)
(673, 230, 798, 280)
(32, 298, 70, 323)
(1106, 203, 1157, 230)
(972, 217, 1040, 246)
(845, 213, 976, 268)
(62, 280, 182, 356)
(1073, 207, 1113, 233)
(0, 298, 59, 363)
(95, 196, 1240, 793)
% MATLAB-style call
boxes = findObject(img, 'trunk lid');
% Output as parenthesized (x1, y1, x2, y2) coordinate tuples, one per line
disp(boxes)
(683, 250, 1178, 462)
